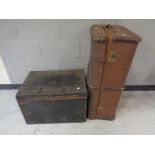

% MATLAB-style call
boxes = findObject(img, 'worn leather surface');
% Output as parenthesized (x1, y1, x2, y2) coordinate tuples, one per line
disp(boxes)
(87, 25, 142, 120)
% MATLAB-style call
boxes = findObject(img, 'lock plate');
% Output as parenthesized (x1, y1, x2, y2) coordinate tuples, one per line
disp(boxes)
(107, 50, 118, 62)
(98, 106, 104, 110)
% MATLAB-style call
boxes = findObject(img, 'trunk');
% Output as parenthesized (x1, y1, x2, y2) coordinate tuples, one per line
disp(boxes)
(16, 70, 87, 124)
(87, 24, 142, 120)
(88, 88, 122, 120)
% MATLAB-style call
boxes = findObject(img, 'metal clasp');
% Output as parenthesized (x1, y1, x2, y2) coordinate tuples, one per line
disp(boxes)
(107, 50, 118, 62)
(98, 106, 104, 110)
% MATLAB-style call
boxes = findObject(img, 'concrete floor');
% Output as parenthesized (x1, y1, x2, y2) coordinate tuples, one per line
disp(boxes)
(0, 90, 155, 135)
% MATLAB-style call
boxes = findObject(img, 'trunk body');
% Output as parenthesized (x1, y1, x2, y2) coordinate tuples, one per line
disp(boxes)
(87, 25, 142, 120)
(16, 70, 87, 124)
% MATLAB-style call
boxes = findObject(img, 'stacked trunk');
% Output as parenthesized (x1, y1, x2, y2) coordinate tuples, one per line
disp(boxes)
(87, 25, 142, 120)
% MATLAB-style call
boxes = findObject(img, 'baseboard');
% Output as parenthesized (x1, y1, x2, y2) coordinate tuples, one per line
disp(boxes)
(124, 85, 155, 91)
(0, 84, 21, 90)
(0, 84, 155, 91)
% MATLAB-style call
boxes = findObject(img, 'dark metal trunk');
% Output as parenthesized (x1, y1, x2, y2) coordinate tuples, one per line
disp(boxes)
(16, 70, 87, 124)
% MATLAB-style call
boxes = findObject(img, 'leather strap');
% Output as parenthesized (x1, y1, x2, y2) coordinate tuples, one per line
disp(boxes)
(96, 25, 116, 114)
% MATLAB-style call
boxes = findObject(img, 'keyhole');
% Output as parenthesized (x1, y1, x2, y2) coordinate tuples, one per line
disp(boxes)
(112, 54, 116, 58)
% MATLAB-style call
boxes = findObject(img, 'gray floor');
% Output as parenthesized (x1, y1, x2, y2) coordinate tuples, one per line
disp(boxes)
(0, 90, 155, 135)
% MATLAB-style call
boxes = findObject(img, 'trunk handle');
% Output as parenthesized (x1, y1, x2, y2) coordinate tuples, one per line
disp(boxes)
(105, 24, 116, 33)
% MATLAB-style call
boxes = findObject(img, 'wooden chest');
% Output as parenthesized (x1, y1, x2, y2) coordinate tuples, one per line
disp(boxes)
(16, 70, 87, 124)
(87, 25, 142, 120)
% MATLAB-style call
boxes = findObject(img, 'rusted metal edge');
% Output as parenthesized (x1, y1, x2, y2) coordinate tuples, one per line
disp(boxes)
(16, 91, 87, 98)
(17, 95, 87, 105)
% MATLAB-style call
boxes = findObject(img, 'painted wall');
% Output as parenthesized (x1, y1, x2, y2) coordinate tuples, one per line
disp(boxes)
(0, 19, 154, 85)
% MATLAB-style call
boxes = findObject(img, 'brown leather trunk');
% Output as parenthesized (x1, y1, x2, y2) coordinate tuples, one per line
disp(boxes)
(87, 25, 142, 120)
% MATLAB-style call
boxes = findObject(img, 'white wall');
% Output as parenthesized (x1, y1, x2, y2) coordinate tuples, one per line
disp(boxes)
(0, 19, 154, 85)
(117, 20, 155, 85)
